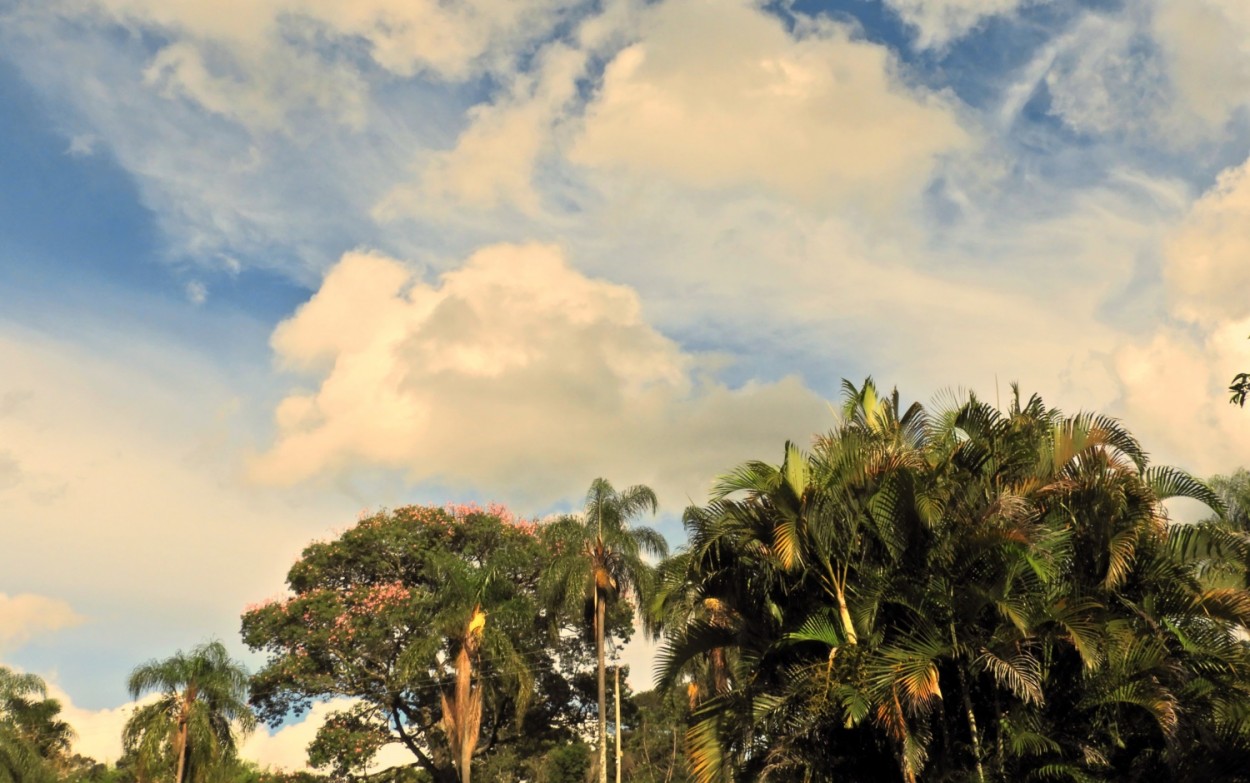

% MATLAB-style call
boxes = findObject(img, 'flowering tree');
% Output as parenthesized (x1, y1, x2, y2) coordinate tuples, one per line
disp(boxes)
(241, 504, 594, 783)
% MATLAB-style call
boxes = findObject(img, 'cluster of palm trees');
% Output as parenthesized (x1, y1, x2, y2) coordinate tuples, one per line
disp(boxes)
(651, 380, 1250, 781)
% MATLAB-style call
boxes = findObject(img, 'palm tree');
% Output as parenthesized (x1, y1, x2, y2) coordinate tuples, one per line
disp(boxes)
(658, 380, 1247, 783)
(124, 641, 255, 783)
(0, 668, 56, 783)
(426, 547, 535, 783)
(543, 478, 668, 783)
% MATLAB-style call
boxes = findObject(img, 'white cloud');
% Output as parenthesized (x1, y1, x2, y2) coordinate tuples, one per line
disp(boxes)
(1033, 1, 1250, 141)
(1041, 12, 1168, 137)
(0, 594, 84, 652)
(40, 681, 147, 764)
(569, 0, 970, 209)
(31, 677, 361, 770)
(241, 698, 414, 772)
(65, 133, 98, 156)
(0, 451, 20, 490)
(185, 280, 208, 305)
(37, 685, 422, 771)
(1163, 156, 1250, 327)
(1101, 153, 1250, 479)
(0, 2, 462, 272)
(1113, 318, 1250, 477)
(883, 0, 1036, 49)
(140, 38, 369, 132)
(385, 42, 590, 216)
(0, 319, 362, 702)
(251, 243, 830, 507)
(1154, 0, 1250, 129)
(55, 0, 588, 84)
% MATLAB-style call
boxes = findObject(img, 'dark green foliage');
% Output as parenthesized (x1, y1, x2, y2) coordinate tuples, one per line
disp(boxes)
(538, 743, 589, 783)
(215, 383, 1250, 782)
(124, 641, 255, 783)
(1232, 372, 1250, 406)
(0, 668, 65, 783)
(617, 689, 691, 783)
(657, 379, 1250, 783)
(242, 504, 622, 783)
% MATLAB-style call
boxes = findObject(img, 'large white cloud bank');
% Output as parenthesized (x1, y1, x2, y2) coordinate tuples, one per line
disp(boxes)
(252, 243, 830, 506)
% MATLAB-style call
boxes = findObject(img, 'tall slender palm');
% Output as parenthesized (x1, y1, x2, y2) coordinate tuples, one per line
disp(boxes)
(124, 641, 255, 783)
(543, 478, 668, 783)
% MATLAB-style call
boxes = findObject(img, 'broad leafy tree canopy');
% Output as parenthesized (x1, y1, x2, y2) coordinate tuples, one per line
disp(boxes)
(242, 504, 630, 783)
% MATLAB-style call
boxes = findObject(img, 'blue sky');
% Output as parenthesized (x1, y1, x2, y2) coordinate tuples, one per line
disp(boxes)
(2, 0, 1250, 769)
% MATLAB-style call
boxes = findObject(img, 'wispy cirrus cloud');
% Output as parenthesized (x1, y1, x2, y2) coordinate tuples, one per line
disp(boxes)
(883, 0, 1039, 49)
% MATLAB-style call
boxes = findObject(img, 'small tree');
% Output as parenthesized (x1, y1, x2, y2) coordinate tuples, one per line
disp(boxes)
(124, 641, 255, 783)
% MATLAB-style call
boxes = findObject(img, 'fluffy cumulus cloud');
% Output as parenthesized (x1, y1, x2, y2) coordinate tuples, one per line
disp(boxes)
(570, 0, 970, 209)
(251, 243, 830, 506)
(37, 681, 147, 764)
(242, 698, 414, 772)
(1103, 152, 1250, 478)
(385, 41, 590, 216)
(1114, 319, 1250, 477)
(0, 594, 84, 652)
(1163, 157, 1250, 327)
(883, 0, 1035, 49)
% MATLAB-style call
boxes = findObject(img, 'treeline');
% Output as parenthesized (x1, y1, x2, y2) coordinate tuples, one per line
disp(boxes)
(7, 379, 1250, 783)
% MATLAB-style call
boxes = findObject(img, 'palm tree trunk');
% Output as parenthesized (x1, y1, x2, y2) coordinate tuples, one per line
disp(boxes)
(597, 589, 608, 783)
(441, 634, 482, 783)
(174, 688, 194, 783)
(949, 622, 985, 783)
(174, 720, 188, 783)
(834, 579, 858, 646)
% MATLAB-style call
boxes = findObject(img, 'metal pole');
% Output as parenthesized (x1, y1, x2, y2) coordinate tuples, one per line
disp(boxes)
(615, 665, 622, 783)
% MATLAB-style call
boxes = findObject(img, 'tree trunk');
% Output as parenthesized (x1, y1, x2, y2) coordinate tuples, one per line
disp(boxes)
(949, 622, 985, 783)
(834, 580, 858, 646)
(442, 613, 484, 783)
(175, 689, 194, 783)
(174, 720, 188, 783)
(597, 589, 608, 783)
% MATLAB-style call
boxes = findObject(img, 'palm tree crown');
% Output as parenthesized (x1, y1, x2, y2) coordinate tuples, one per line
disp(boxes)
(124, 641, 255, 783)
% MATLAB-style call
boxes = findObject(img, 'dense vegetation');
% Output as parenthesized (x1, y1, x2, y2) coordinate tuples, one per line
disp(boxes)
(654, 381, 1250, 782)
(9, 379, 1250, 783)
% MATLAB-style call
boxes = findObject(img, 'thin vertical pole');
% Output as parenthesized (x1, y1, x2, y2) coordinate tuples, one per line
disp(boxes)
(615, 665, 622, 783)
